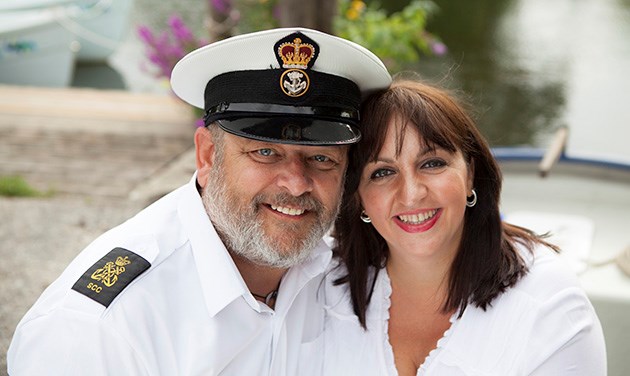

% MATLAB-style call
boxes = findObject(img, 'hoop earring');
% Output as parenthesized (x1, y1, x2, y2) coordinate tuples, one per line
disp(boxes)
(466, 189, 477, 208)
(360, 210, 372, 223)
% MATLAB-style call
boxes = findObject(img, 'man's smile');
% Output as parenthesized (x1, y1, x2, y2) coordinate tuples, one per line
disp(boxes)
(269, 204, 306, 216)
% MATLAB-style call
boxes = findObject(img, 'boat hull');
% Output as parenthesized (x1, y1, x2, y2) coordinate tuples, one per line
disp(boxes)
(0, 10, 77, 87)
(63, 0, 135, 62)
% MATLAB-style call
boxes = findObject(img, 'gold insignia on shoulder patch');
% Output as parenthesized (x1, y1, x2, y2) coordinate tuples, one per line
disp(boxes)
(90, 256, 131, 287)
(72, 247, 150, 307)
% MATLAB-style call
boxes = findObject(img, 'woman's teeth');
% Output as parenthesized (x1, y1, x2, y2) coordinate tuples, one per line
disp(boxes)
(398, 209, 438, 224)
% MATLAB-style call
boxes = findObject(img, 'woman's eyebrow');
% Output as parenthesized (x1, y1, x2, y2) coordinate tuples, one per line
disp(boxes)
(372, 145, 436, 164)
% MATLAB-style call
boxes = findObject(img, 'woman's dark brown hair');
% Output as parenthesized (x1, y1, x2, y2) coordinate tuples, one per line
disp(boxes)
(333, 78, 558, 328)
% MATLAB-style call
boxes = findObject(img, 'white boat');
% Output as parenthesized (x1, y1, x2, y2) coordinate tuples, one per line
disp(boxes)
(0, 8, 77, 87)
(0, 0, 133, 87)
(0, 0, 78, 10)
(55, 0, 135, 62)
(495, 127, 630, 376)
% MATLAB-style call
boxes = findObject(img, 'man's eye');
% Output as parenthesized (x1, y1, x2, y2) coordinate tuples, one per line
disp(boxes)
(312, 155, 330, 163)
(249, 148, 280, 163)
(257, 148, 274, 156)
(308, 154, 337, 170)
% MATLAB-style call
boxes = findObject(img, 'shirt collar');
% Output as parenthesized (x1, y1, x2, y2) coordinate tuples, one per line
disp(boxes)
(273, 238, 332, 315)
(178, 173, 249, 317)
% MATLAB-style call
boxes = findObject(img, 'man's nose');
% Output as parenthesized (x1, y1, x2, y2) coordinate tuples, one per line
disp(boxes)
(276, 157, 314, 197)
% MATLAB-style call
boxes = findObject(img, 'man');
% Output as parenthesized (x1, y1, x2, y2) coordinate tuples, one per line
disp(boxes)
(7, 27, 390, 375)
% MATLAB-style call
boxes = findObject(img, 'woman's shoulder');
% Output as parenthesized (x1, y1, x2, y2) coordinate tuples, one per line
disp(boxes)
(515, 243, 586, 302)
(463, 243, 592, 322)
(431, 244, 604, 374)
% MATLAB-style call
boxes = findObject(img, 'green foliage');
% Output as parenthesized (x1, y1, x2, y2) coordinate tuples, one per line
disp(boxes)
(335, 0, 443, 71)
(142, 0, 445, 81)
(232, 0, 279, 34)
(0, 175, 47, 197)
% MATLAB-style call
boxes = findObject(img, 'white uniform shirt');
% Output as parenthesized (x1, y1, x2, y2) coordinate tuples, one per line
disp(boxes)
(8, 174, 331, 376)
(322, 246, 607, 375)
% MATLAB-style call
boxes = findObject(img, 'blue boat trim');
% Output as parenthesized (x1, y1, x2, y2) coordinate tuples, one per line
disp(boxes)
(491, 147, 630, 171)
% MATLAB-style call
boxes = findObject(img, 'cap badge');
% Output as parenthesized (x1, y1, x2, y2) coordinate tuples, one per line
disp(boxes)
(275, 32, 319, 97)
(278, 37, 315, 69)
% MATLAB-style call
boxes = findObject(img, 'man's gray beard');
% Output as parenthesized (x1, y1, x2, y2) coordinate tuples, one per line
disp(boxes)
(201, 159, 341, 269)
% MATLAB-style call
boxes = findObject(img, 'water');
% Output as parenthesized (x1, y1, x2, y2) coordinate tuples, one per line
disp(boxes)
(400, 0, 630, 164)
(101, 0, 630, 162)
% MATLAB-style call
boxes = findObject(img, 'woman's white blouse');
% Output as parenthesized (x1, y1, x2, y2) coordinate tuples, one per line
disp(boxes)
(322, 246, 607, 375)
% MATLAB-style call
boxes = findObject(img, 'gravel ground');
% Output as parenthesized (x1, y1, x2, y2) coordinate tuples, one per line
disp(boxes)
(0, 81, 194, 375)
(0, 195, 145, 372)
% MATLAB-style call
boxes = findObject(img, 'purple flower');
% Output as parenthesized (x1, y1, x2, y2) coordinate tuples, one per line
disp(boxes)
(430, 41, 448, 56)
(168, 15, 194, 44)
(137, 26, 155, 45)
(209, 0, 231, 15)
(137, 13, 207, 79)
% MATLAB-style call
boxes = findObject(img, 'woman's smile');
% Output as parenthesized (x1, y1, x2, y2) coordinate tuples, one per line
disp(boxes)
(393, 208, 441, 233)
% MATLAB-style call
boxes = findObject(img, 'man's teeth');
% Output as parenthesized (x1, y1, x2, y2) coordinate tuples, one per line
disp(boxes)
(398, 210, 437, 224)
(271, 205, 305, 216)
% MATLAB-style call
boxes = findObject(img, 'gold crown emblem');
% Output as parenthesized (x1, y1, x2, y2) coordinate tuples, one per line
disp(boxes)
(277, 38, 315, 69)
(115, 256, 131, 267)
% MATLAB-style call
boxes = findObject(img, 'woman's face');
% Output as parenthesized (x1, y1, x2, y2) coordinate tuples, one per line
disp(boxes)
(358, 118, 473, 263)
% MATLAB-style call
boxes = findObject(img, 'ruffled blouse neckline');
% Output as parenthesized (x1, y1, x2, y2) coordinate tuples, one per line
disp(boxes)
(379, 268, 459, 376)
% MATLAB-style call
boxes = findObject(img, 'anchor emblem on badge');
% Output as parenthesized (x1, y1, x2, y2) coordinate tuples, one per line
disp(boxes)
(281, 69, 309, 97)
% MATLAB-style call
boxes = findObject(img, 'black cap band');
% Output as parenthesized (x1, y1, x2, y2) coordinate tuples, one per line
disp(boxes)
(204, 69, 360, 111)
(202, 69, 362, 145)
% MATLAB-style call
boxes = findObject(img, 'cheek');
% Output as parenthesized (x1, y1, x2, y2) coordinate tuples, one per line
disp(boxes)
(438, 178, 469, 209)
(357, 184, 384, 213)
(219, 158, 267, 199)
(232, 165, 260, 186)
(315, 172, 345, 207)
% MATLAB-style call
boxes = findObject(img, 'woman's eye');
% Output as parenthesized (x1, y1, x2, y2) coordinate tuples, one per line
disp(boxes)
(422, 159, 446, 169)
(370, 168, 394, 179)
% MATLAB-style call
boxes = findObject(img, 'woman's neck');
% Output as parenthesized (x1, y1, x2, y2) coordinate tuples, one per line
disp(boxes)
(386, 251, 452, 300)
(386, 252, 456, 376)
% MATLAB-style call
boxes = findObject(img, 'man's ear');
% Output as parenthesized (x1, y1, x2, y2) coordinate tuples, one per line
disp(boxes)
(194, 127, 215, 189)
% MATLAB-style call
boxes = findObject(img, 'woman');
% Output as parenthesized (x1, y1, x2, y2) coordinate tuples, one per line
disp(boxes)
(323, 79, 606, 375)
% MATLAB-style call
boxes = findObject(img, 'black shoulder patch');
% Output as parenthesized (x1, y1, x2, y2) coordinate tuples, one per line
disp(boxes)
(71, 247, 151, 307)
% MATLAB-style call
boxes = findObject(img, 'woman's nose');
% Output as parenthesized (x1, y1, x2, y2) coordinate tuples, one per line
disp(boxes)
(397, 174, 428, 206)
